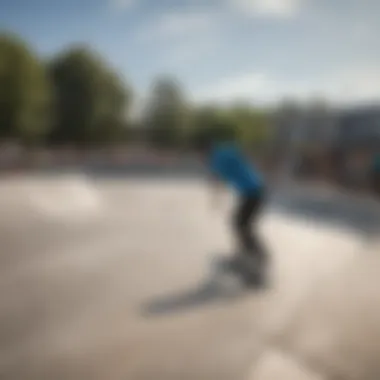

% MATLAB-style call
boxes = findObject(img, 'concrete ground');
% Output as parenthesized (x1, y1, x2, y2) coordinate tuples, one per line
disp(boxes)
(1, 173, 380, 380)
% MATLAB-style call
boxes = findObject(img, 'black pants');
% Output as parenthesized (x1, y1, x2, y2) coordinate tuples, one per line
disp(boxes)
(372, 172, 380, 195)
(232, 189, 266, 260)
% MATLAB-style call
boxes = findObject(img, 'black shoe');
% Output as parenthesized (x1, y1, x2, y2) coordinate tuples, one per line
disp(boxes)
(241, 256, 269, 289)
(243, 270, 267, 289)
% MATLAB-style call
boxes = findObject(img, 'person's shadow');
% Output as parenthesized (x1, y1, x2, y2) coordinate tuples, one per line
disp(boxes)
(140, 264, 267, 318)
(140, 279, 242, 317)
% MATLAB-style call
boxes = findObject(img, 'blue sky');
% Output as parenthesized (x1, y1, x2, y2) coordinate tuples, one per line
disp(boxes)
(1, 0, 380, 106)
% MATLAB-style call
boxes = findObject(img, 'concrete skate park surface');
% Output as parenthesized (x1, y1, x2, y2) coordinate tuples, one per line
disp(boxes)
(1, 165, 380, 380)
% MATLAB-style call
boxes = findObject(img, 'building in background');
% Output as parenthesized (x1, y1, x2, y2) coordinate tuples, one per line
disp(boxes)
(271, 102, 380, 189)
(332, 105, 380, 189)
(270, 100, 337, 179)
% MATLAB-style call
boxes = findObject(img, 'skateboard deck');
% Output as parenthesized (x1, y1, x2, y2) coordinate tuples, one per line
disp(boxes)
(210, 254, 266, 289)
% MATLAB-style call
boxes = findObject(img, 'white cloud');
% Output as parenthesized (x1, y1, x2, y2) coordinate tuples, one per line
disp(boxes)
(351, 21, 374, 42)
(161, 36, 219, 68)
(136, 11, 219, 42)
(193, 72, 318, 104)
(132, 8, 222, 74)
(330, 66, 380, 104)
(194, 73, 271, 103)
(228, 0, 305, 18)
(193, 65, 380, 105)
(109, 0, 135, 10)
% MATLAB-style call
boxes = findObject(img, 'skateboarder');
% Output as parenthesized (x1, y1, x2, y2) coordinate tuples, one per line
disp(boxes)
(200, 140, 268, 280)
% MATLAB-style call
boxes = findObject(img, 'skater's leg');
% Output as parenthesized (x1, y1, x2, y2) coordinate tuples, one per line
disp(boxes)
(233, 197, 254, 254)
(232, 191, 268, 287)
(232, 196, 250, 262)
(248, 191, 267, 263)
(233, 191, 266, 259)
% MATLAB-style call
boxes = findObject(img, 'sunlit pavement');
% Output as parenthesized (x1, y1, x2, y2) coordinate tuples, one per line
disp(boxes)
(1, 173, 380, 380)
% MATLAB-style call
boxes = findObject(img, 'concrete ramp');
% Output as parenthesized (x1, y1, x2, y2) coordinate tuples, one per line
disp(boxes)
(0, 175, 379, 380)
(248, 350, 323, 380)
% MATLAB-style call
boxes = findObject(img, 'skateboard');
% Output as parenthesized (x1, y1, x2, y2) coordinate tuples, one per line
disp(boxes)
(211, 253, 267, 289)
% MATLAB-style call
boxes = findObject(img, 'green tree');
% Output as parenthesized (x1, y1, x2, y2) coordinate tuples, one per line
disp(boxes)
(188, 106, 238, 149)
(48, 46, 132, 146)
(0, 33, 52, 144)
(188, 104, 270, 151)
(143, 76, 189, 148)
(225, 103, 270, 148)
